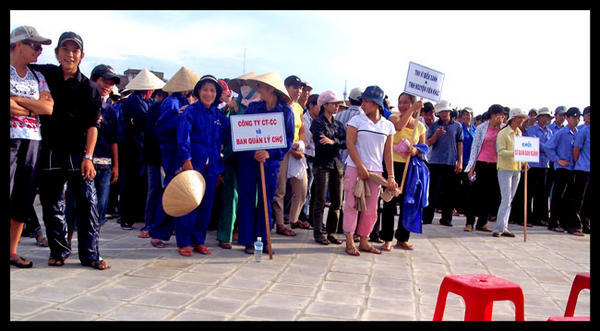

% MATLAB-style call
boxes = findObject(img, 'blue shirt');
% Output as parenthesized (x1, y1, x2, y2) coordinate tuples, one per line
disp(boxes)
(93, 101, 118, 160)
(573, 124, 590, 172)
(548, 121, 565, 135)
(177, 101, 230, 176)
(525, 124, 553, 168)
(543, 125, 578, 171)
(461, 122, 476, 165)
(156, 93, 188, 174)
(426, 119, 464, 166)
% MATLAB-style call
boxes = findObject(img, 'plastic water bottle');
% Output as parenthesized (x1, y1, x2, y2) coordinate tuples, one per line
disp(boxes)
(254, 237, 263, 263)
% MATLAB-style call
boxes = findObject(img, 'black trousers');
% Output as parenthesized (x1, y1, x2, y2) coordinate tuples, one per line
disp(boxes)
(310, 165, 343, 239)
(381, 162, 410, 242)
(573, 170, 591, 230)
(549, 168, 581, 232)
(526, 167, 549, 225)
(455, 163, 476, 225)
(120, 149, 147, 226)
(469, 161, 500, 227)
(423, 164, 455, 224)
(39, 168, 101, 264)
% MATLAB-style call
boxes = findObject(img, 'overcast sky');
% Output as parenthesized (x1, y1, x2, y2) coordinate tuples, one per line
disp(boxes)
(11, 10, 590, 116)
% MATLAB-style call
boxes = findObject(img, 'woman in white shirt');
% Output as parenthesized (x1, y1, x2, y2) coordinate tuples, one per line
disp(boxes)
(343, 86, 397, 256)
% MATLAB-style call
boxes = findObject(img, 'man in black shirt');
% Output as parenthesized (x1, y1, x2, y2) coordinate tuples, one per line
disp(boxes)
(30, 31, 109, 270)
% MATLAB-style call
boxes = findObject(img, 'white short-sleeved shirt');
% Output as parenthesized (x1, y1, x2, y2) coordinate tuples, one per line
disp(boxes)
(345, 112, 396, 172)
(10, 65, 49, 140)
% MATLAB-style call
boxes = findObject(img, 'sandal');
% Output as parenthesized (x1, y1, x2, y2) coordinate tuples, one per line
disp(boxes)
(10, 256, 33, 268)
(218, 241, 232, 249)
(549, 227, 565, 233)
(380, 243, 394, 252)
(35, 235, 49, 247)
(327, 235, 343, 245)
(276, 226, 297, 236)
(359, 245, 382, 254)
(194, 245, 212, 255)
(395, 242, 414, 250)
(178, 247, 193, 257)
(48, 257, 65, 267)
(345, 247, 360, 256)
(315, 237, 330, 245)
(83, 259, 110, 270)
(138, 231, 150, 238)
(151, 239, 166, 248)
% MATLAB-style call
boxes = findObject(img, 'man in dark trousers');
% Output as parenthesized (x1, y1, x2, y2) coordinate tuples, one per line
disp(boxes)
(30, 31, 109, 269)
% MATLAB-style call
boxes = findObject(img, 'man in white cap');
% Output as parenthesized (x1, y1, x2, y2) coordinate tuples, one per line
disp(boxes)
(423, 100, 464, 226)
(29, 31, 109, 270)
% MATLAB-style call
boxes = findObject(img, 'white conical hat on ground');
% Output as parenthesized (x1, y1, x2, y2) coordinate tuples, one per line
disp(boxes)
(124, 68, 165, 91)
(162, 170, 206, 217)
(245, 72, 291, 104)
(162, 67, 201, 93)
(227, 72, 257, 94)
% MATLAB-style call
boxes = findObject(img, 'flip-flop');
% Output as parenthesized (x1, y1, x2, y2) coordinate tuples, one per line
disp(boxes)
(177, 247, 193, 257)
(395, 242, 414, 251)
(151, 239, 166, 248)
(345, 247, 360, 256)
(10, 256, 33, 268)
(194, 245, 212, 255)
(380, 244, 394, 252)
(35, 236, 49, 247)
(138, 231, 150, 238)
(276, 227, 297, 236)
(48, 257, 65, 267)
(82, 259, 110, 270)
(359, 246, 382, 254)
(218, 241, 232, 249)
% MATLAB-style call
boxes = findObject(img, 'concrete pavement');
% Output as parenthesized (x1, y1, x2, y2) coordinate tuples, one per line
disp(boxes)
(10, 203, 590, 321)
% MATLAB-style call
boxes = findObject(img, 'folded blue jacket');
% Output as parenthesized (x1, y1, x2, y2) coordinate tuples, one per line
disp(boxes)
(402, 144, 430, 234)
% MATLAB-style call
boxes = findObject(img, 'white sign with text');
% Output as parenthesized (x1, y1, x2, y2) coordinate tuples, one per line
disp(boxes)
(403, 61, 445, 102)
(230, 113, 287, 152)
(513, 136, 540, 163)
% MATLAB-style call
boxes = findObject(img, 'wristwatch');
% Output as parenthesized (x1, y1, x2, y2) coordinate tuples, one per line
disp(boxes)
(84, 155, 93, 161)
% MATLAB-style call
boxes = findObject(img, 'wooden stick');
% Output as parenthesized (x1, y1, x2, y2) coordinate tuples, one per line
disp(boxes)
(259, 162, 273, 259)
(399, 103, 422, 194)
(523, 165, 528, 242)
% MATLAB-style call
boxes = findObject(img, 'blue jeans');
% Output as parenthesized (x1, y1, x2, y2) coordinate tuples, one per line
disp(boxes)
(65, 164, 111, 230)
(494, 170, 521, 234)
(142, 164, 164, 232)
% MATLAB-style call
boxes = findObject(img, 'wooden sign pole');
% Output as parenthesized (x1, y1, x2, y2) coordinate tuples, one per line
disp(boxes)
(260, 162, 273, 259)
(523, 165, 528, 242)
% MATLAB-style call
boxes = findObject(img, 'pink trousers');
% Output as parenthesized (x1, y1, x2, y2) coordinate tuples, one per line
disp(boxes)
(342, 166, 382, 237)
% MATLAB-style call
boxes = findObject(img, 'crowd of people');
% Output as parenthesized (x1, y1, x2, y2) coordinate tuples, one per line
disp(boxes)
(10, 26, 591, 270)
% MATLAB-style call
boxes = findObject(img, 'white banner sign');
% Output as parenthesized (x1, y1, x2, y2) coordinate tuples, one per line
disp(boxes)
(403, 61, 445, 102)
(513, 136, 540, 163)
(230, 113, 287, 152)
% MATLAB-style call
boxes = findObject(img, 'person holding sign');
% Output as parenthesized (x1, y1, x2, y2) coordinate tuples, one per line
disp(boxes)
(235, 72, 295, 255)
(176, 75, 230, 256)
(380, 93, 425, 251)
(492, 108, 528, 238)
(543, 107, 584, 236)
(342, 86, 397, 256)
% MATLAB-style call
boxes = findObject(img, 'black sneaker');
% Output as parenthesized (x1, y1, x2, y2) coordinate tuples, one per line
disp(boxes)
(121, 223, 133, 230)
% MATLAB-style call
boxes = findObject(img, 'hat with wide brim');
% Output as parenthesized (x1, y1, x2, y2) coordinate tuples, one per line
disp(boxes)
(434, 100, 452, 114)
(536, 107, 553, 118)
(162, 170, 206, 217)
(508, 107, 528, 121)
(245, 72, 291, 104)
(162, 67, 200, 93)
(227, 72, 257, 94)
(124, 68, 165, 91)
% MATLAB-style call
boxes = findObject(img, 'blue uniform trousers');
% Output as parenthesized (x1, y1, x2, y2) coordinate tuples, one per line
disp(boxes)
(237, 162, 280, 246)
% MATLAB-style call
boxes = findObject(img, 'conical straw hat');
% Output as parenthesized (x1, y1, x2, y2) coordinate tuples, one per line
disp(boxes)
(162, 170, 206, 217)
(227, 72, 257, 94)
(245, 72, 291, 104)
(124, 68, 165, 91)
(162, 67, 201, 93)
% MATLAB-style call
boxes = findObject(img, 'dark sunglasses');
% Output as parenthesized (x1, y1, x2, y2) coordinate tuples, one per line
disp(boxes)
(21, 40, 43, 52)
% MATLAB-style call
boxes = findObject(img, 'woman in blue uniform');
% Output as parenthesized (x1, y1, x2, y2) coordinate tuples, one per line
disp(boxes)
(149, 67, 200, 251)
(235, 72, 295, 255)
(176, 75, 230, 256)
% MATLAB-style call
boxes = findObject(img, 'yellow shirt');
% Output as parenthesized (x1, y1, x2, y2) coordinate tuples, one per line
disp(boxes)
(496, 126, 522, 171)
(291, 102, 304, 143)
(389, 114, 426, 163)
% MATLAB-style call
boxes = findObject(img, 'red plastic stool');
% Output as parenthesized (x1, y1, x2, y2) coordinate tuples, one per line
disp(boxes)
(433, 274, 525, 321)
(564, 272, 590, 317)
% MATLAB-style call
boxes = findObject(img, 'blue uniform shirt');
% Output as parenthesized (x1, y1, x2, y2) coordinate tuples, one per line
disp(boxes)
(525, 124, 553, 168)
(543, 125, 578, 171)
(573, 124, 590, 172)
(461, 122, 476, 165)
(177, 101, 230, 176)
(548, 121, 564, 135)
(156, 93, 188, 175)
(426, 119, 464, 166)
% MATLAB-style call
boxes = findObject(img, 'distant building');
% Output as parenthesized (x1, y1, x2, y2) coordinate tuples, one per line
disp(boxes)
(116, 69, 166, 91)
